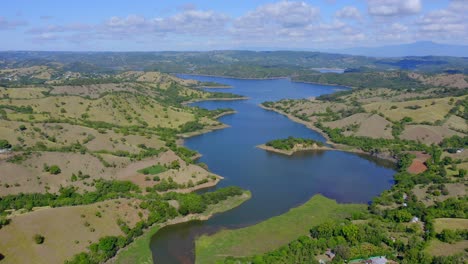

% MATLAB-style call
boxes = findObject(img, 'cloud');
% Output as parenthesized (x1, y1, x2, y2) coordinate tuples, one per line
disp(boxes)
(375, 22, 410, 41)
(178, 3, 197, 11)
(368, 0, 421, 16)
(0, 16, 28, 30)
(232, 1, 320, 38)
(234, 1, 319, 30)
(31, 33, 59, 42)
(415, 0, 467, 40)
(16, 0, 468, 50)
(101, 10, 229, 37)
(153, 10, 229, 34)
(28, 23, 92, 34)
(40, 15, 53, 20)
(335, 6, 362, 21)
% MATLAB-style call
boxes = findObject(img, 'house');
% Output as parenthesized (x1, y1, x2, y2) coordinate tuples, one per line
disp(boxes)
(366, 256, 388, 264)
(350, 256, 389, 264)
(456, 148, 464, 153)
(410, 216, 419, 223)
(325, 248, 335, 259)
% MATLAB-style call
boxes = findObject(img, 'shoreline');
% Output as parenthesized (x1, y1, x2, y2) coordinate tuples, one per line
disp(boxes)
(259, 104, 334, 144)
(256, 144, 333, 156)
(178, 123, 230, 139)
(175, 72, 290, 80)
(213, 110, 237, 119)
(177, 72, 354, 90)
(182, 96, 249, 106)
(195, 84, 233, 89)
(290, 78, 354, 89)
(259, 104, 397, 163)
(108, 191, 252, 264)
(108, 100, 246, 264)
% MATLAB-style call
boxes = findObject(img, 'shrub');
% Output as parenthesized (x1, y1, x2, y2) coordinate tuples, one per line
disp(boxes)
(0, 139, 11, 149)
(48, 165, 61, 175)
(34, 234, 45, 244)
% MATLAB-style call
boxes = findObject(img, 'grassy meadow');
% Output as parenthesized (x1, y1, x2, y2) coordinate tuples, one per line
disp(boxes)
(195, 195, 366, 264)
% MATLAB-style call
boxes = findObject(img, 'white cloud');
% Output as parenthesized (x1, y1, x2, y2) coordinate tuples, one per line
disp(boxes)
(28, 23, 92, 34)
(335, 6, 362, 21)
(368, 0, 421, 16)
(18, 0, 468, 49)
(0, 16, 27, 30)
(234, 1, 320, 30)
(415, 0, 467, 40)
(231, 1, 321, 40)
(101, 10, 229, 36)
(153, 10, 229, 34)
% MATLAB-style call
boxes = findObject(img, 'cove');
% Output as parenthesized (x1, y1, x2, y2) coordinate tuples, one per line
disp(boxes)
(150, 75, 395, 264)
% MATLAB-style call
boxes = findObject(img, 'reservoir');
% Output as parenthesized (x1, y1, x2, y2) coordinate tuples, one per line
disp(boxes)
(150, 75, 395, 263)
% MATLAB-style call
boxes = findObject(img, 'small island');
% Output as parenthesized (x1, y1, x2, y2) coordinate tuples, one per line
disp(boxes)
(257, 137, 330, 155)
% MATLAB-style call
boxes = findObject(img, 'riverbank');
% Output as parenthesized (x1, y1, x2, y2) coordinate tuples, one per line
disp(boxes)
(109, 191, 252, 264)
(195, 84, 233, 89)
(178, 72, 354, 89)
(182, 96, 249, 107)
(179, 123, 230, 139)
(256, 144, 333, 156)
(176, 73, 290, 81)
(259, 104, 398, 163)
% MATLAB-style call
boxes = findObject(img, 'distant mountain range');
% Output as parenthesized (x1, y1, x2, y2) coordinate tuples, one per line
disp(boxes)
(325, 41, 468, 58)
(240, 41, 468, 58)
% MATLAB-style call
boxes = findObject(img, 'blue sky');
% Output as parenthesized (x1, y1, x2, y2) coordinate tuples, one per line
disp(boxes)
(0, 0, 466, 51)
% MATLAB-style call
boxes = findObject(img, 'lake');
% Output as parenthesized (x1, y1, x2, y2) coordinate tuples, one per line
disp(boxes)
(150, 75, 395, 263)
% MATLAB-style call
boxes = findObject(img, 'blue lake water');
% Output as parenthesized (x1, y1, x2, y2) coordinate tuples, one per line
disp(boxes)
(150, 75, 395, 264)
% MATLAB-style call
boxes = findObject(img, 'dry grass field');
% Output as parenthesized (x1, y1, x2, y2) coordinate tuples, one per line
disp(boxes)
(426, 239, 468, 257)
(401, 125, 462, 144)
(412, 183, 467, 206)
(0, 198, 148, 264)
(50, 83, 137, 98)
(0, 149, 220, 196)
(2, 93, 196, 129)
(0, 87, 49, 99)
(444, 115, 468, 132)
(433, 218, 468, 233)
(0, 66, 57, 80)
(0, 71, 233, 197)
(363, 96, 464, 123)
(409, 73, 468, 89)
(118, 71, 199, 87)
(324, 113, 393, 139)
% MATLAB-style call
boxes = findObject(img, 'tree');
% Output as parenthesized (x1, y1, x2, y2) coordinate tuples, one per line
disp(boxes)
(34, 234, 45, 244)
(0, 139, 11, 149)
(0, 216, 10, 228)
(341, 224, 359, 243)
(334, 245, 351, 260)
(393, 210, 412, 222)
(458, 169, 466, 178)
